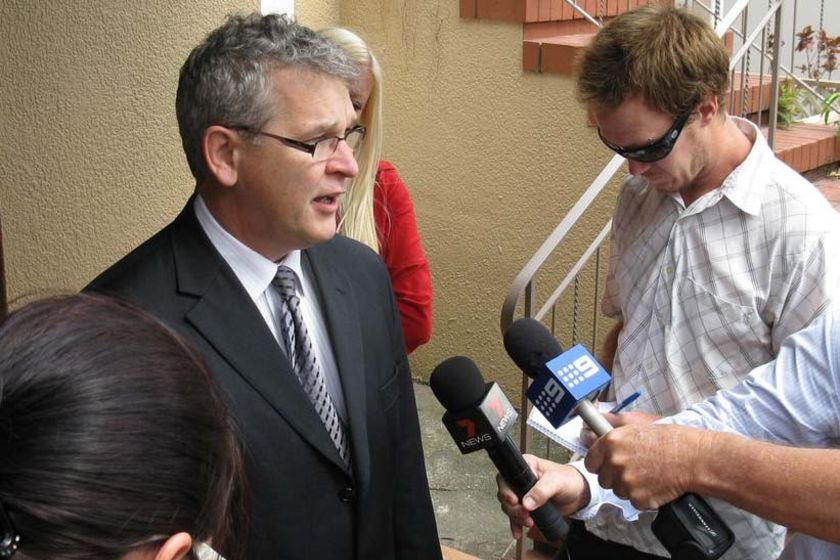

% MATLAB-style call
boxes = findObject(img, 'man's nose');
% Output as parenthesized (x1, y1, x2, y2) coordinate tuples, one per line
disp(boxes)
(328, 140, 359, 178)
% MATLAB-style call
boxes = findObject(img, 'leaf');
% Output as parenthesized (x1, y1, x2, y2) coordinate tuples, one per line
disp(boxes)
(796, 25, 814, 52)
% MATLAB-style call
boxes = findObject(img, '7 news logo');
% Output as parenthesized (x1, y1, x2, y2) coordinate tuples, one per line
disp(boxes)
(455, 419, 492, 449)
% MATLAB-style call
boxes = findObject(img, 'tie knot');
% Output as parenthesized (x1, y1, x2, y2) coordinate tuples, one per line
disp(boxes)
(272, 265, 298, 297)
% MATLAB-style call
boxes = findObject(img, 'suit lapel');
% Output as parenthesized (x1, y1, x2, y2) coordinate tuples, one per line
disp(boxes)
(169, 205, 347, 471)
(304, 246, 371, 489)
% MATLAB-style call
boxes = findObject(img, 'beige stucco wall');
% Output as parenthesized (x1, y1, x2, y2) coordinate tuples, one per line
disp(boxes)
(0, 0, 617, 397)
(0, 0, 256, 299)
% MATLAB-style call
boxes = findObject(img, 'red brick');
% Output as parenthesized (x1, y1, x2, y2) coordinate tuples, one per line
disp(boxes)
(523, 40, 541, 71)
(538, 0, 551, 21)
(460, 0, 477, 18)
(541, 42, 579, 75)
(477, 0, 527, 21)
(526, 0, 540, 21)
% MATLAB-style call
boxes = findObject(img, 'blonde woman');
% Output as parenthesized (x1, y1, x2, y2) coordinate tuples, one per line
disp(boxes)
(321, 27, 433, 354)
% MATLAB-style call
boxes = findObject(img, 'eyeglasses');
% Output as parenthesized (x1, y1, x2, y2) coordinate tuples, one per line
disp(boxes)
(597, 112, 690, 163)
(232, 125, 366, 160)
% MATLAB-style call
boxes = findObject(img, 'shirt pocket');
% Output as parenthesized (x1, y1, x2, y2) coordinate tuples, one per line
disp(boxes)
(671, 276, 772, 385)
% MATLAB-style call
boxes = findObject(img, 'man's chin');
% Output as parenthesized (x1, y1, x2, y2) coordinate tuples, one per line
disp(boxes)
(307, 227, 338, 247)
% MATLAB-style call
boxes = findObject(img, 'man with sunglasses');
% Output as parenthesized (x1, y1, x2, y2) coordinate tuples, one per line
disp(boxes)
(536, 5, 840, 559)
(87, 13, 441, 560)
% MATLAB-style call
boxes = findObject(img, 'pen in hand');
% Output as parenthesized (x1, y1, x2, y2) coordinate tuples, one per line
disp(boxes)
(609, 391, 641, 414)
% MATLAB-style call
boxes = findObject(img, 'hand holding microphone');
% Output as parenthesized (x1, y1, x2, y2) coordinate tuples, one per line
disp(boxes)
(503, 318, 734, 560)
(429, 356, 571, 543)
(584, 422, 720, 510)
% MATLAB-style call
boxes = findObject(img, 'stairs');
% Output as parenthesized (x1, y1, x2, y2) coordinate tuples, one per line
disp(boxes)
(460, 0, 840, 175)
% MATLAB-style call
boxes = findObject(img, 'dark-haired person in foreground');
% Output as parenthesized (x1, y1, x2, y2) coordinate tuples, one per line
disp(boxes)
(87, 12, 440, 560)
(566, 4, 840, 558)
(497, 304, 840, 559)
(0, 294, 243, 560)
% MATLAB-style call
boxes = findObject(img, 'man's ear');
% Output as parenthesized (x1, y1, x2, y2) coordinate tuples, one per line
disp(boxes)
(153, 532, 193, 560)
(203, 125, 242, 187)
(696, 94, 720, 124)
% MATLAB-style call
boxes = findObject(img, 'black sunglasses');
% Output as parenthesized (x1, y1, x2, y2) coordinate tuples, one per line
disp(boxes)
(598, 112, 691, 163)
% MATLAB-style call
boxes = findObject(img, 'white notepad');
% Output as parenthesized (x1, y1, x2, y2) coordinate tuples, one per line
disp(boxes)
(526, 401, 616, 456)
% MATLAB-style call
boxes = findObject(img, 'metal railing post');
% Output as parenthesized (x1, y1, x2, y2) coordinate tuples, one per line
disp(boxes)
(768, 2, 783, 147)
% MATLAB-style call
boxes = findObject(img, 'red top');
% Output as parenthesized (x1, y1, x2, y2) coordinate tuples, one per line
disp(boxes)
(372, 161, 433, 353)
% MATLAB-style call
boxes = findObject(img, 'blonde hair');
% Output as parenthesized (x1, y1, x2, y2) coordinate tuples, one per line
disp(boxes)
(320, 27, 384, 253)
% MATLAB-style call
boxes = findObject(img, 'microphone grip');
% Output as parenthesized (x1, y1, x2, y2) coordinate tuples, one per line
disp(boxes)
(488, 439, 570, 542)
(652, 493, 734, 560)
(577, 399, 613, 436)
(575, 400, 734, 558)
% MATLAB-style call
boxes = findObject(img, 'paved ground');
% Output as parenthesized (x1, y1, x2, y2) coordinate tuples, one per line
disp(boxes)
(417, 382, 565, 560)
(806, 163, 840, 212)
(416, 382, 517, 559)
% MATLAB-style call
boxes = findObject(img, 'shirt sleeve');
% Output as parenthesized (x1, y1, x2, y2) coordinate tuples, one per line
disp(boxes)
(568, 460, 649, 522)
(664, 308, 840, 446)
(767, 229, 840, 353)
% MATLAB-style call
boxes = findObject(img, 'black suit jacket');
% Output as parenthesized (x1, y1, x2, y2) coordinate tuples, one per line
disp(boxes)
(87, 202, 441, 559)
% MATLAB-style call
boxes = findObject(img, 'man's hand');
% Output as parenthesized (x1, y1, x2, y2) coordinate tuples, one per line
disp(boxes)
(584, 424, 716, 509)
(496, 454, 590, 541)
(579, 410, 659, 448)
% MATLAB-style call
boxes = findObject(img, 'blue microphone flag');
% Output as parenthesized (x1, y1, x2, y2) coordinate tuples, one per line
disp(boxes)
(526, 344, 611, 428)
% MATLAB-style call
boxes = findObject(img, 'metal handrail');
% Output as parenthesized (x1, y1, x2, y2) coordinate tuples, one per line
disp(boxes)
(563, 0, 602, 27)
(694, 0, 840, 116)
(500, 155, 623, 331)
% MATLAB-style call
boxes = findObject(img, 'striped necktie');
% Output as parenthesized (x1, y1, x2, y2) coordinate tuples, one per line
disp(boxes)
(272, 265, 350, 469)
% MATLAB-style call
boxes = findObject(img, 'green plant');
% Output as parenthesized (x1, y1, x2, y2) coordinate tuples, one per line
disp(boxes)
(821, 91, 840, 139)
(776, 80, 800, 128)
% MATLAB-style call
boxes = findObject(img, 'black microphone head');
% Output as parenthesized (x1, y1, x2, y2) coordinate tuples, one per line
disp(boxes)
(503, 318, 564, 379)
(430, 356, 487, 412)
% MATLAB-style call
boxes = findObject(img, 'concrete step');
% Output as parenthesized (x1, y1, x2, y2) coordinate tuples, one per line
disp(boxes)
(460, 0, 667, 23)
(768, 122, 840, 174)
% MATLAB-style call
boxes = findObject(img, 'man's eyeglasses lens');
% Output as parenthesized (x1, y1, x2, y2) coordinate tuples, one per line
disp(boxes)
(230, 125, 366, 160)
(598, 112, 690, 163)
(314, 126, 365, 159)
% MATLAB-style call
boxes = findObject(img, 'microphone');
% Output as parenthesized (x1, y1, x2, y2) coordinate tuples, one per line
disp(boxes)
(504, 318, 734, 560)
(430, 356, 570, 543)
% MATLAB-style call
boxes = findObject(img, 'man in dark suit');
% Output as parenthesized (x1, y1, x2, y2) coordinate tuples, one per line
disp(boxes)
(88, 13, 441, 560)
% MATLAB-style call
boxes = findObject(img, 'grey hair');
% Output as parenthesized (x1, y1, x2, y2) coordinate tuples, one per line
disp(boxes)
(176, 12, 358, 181)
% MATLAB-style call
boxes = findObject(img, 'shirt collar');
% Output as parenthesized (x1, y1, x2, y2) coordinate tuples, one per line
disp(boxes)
(717, 116, 769, 216)
(193, 195, 304, 302)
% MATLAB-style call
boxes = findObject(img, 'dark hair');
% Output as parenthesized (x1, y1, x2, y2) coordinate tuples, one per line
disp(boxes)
(176, 12, 357, 182)
(0, 294, 244, 559)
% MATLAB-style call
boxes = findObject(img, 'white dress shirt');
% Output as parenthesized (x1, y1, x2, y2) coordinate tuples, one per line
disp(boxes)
(193, 196, 347, 421)
(572, 306, 840, 560)
(588, 117, 840, 556)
